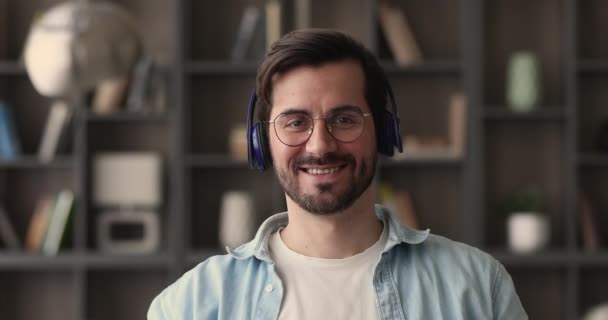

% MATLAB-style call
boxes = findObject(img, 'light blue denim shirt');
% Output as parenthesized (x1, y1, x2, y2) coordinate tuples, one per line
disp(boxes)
(148, 205, 527, 319)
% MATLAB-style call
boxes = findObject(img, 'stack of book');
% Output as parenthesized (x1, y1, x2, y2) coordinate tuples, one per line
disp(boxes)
(25, 190, 75, 256)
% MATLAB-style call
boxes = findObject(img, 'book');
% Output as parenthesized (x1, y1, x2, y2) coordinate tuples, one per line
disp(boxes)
(0, 100, 23, 160)
(0, 205, 20, 250)
(377, 1, 423, 66)
(579, 192, 601, 251)
(38, 100, 72, 162)
(126, 56, 168, 114)
(294, 0, 311, 29)
(25, 195, 54, 252)
(41, 190, 75, 256)
(230, 5, 262, 61)
(265, 0, 282, 51)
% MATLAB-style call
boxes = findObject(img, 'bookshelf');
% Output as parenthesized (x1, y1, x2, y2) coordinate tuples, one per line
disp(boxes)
(0, 0, 606, 319)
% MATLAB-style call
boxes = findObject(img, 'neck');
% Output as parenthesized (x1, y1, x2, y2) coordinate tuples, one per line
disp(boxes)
(280, 185, 383, 259)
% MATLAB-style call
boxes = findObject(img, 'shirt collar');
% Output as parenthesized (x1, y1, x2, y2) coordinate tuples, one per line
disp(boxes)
(227, 204, 430, 262)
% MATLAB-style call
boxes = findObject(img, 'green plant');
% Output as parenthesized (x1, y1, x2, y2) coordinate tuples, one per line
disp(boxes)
(499, 186, 545, 216)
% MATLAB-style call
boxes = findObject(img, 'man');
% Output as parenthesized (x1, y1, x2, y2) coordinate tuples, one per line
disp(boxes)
(148, 29, 527, 319)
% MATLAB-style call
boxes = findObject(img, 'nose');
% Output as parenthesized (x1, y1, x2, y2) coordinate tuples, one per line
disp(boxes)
(305, 119, 337, 156)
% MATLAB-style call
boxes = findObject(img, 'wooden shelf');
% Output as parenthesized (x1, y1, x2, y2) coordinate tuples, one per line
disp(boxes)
(0, 61, 25, 75)
(0, 156, 74, 169)
(83, 253, 172, 269)
(379, 60, 461, 75)
(185, 61, 258, 75)
(578, 152, 608, 167)
(484, 106, 566, 121)
(0, 252, 172, 270)
(380, 155, 464, 167)
(187, 154, 249, 168)
(578, 59, 608, 73)
(0, 252, 82, 270)
(85, 111, 168, 123)
(490, 250, 574, 267)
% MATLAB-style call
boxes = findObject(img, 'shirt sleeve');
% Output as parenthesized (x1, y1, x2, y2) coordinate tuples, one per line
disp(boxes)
(147, 292, 173, 320)
(492, 263, 528, 320)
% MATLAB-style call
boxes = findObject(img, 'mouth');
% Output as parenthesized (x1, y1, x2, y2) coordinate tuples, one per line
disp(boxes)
(299, 164, 347, 176)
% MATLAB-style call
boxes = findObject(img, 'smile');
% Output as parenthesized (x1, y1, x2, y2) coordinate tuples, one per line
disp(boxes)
(303, 166, 342, 175)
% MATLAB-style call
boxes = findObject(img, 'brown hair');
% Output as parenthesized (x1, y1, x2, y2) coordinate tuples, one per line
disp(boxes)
(255, 28, 390, 140)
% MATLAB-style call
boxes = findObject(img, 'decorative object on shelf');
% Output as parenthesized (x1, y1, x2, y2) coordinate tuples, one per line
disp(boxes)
(583, 303, 608, 320)
(91, 76, 130, 114)
(23, 0, 141, 98)
(377, 0, 423, 66)
(38, 100, 73, 162)
(506, 50, 541, 112)
(392, 92, 466, 161)
(595, 119, 608, 152)
(219, 191, 255, 249)
(579, 192, 601, 251)
(0, 100, 23, 160)
(501, 186, 550, 254)
(98, 209, 160, 254)
(229, 124, 248, 161)
(93, 152, 162, 254)
(0, 204, 20, 250)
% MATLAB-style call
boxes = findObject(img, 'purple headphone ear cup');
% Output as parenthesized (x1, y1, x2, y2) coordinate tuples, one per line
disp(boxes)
(377, 109, 396, 156)
(252, 122, 272, 170)
(257, 123, 273, 168)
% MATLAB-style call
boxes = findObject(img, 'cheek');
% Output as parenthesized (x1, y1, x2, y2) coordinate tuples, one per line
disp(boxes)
(269, 132, 297, 166)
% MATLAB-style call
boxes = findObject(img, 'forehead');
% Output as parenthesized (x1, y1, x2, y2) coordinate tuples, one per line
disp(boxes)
(269, 60, 367, 118)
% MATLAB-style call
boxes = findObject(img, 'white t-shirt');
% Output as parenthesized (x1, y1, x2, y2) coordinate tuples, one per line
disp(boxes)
(268, 223, 388, 320)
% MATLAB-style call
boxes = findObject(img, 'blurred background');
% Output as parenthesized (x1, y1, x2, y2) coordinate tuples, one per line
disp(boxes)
(0, 0, 607, 319)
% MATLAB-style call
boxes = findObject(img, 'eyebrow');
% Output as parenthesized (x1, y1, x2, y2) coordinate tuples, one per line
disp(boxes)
(277, 105, 364, 116)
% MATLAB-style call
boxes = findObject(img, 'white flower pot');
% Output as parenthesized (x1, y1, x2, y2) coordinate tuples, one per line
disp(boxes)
(507, 212, 549, 254)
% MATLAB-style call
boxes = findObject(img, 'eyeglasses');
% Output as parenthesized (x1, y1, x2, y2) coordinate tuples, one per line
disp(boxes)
(268, 108, 372, 146)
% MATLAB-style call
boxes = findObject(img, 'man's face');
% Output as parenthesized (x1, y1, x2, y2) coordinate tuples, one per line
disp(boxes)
(268, 60, 377, 215)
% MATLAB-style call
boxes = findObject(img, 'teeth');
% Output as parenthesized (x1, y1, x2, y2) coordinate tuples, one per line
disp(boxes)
(306, 167, 340, 175)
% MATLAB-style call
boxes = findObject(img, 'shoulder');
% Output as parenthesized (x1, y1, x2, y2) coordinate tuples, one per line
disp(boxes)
(148, 254, 259, 320)
(394, 233, 507, 292)
(414, 233, 500, 269)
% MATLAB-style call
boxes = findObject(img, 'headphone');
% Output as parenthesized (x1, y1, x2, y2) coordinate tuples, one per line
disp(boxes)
(247, 84, 403, 171)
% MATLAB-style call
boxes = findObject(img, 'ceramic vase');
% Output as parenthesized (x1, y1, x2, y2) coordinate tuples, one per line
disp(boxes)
(506, 51, 541, 112)
(508, 212, 549, 254)
(219, 191, 255, 249)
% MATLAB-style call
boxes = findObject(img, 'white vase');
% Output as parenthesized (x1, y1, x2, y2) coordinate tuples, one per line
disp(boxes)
(508, 212, 549, 254)
(506, 51, 541, 112)
(219, 191, 255, 249)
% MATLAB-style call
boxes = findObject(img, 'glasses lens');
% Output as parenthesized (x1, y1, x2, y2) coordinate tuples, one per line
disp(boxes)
(326, 110, 365, 142)
(274, 113, 313, 146)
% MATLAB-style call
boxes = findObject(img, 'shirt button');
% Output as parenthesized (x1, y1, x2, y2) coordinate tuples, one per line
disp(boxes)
(265, 284, 274, 293)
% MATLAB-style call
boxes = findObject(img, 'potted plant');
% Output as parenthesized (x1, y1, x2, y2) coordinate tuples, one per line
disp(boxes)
(500, 186, 550, 254)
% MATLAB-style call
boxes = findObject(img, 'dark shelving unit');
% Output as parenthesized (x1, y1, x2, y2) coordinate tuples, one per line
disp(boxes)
(0, 0, 607, 319)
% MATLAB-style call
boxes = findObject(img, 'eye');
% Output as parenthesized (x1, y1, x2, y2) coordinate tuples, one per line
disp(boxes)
(278, 114, 311, 131)
(330, 111, 361, 128)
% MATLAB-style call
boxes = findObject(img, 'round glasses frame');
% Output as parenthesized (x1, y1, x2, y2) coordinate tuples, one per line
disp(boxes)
(267, 111, 372, 147)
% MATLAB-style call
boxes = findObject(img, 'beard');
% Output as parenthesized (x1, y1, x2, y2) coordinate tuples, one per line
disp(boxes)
(275, 152, 376, 215)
